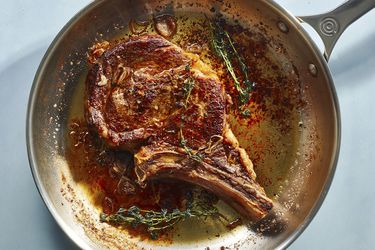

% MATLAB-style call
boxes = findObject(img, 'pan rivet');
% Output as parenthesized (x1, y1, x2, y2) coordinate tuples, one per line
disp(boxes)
(308, 63, 318, 76)
(277, 21, 289, 33)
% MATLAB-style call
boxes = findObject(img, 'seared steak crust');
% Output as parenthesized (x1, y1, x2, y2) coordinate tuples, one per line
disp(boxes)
(86, 35, 193, 150)
(135, 125, 273, 219)
(86, 34, 273, 220)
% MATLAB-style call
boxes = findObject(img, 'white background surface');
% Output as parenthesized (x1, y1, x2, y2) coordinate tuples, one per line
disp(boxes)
(0, 0, 374, 249)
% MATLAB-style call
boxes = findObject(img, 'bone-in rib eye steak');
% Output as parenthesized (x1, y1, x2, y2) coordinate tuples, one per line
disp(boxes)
(85, 34, 273, 220)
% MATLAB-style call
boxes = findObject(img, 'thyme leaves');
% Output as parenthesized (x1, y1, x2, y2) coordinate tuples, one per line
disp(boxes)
(240, 109, 251, 118)
(210, 20, 254, 116)
(182, 77, 195, 108)
(180, 64, 196, 108)
(179, 129, 224, 163)
(179, 129, 205, 162)
(100, 191, 223, 239)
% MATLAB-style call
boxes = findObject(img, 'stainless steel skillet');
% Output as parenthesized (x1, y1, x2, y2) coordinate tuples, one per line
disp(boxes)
(27, 0, 374, 249)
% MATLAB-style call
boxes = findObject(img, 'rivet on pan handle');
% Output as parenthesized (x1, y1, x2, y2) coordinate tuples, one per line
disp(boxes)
(298, 0, 375, 61)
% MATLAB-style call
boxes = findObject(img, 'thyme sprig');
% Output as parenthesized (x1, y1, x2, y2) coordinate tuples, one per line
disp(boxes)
(182, 77, 195, 108)
(210, 20, 255, 115)
(181, 64, 196, 108)
(240, 109, 251, 117)
(179, 129, 224, 163)
(179, 129, 205, 162)
(100, 191, 223, 239)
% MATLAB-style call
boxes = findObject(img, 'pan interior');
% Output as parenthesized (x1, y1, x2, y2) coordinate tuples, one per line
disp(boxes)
(28, 0, 339, 249)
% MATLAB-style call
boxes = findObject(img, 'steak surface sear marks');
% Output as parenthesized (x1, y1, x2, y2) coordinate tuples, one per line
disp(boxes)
(86, 34, 273, 220)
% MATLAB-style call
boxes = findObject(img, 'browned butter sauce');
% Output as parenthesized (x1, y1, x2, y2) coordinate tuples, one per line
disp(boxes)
(66, 13, 303, 239)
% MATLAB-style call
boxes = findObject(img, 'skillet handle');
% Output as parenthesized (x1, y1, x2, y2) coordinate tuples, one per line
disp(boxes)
(298, 0, 375, 61)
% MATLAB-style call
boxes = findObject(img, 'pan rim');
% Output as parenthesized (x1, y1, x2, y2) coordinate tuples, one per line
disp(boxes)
(26, 1, 104, 249)
(26, 0, 341, 249)
(264, 0, 341, 249)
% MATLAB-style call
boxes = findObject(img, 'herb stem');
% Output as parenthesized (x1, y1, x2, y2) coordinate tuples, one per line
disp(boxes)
(100, 198, 221, 239)
(179, 129, 204, 163)
(210, 19, 254, 114)
(182, 64, 195, 108)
